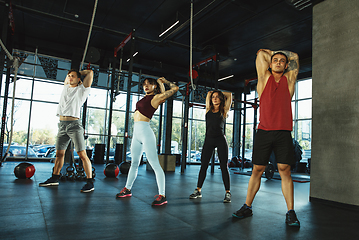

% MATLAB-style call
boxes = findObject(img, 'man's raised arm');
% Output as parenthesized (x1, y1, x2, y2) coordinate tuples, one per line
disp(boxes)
(276, 50, 299, 82)
(80, 70, 94, 88)
(256, 49, 272, 80)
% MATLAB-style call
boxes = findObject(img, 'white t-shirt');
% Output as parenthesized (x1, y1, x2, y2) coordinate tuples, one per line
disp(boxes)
(56, 84, 91, 118)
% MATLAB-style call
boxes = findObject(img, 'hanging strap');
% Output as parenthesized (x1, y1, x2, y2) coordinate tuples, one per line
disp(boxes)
(0, 37, 20, 162)
(79, 0, 99, 70)
(189, 0, 196, 90)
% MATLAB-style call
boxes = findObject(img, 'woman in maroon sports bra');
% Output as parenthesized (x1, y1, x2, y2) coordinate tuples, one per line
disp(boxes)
(116, 77, 178, 206)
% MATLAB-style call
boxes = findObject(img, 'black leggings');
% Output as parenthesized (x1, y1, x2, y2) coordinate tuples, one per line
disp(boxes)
(197, 135, 230, 191)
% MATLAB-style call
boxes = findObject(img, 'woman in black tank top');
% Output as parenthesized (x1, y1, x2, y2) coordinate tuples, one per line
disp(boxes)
(189, 90, 233, 203)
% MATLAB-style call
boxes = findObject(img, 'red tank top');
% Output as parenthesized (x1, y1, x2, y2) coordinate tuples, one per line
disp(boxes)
(257, 75, 293, 131)
(135, 95, 157, 119)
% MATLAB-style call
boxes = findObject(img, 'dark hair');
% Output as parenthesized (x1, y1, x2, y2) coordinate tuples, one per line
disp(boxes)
(210, 90, 225, 118)
(68, 69, 81, 78)
(271, 52, 288, 64)
(142, 78, 161, 94)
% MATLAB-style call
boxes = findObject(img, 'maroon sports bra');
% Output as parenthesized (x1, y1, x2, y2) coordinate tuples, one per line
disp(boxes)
(135, 95, 157, 119)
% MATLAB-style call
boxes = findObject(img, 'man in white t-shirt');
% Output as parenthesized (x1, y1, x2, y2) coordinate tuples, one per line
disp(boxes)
(39, 69, 94, 192)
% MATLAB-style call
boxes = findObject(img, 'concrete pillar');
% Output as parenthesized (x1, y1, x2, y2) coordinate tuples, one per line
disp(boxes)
(311, 0, 359, 206)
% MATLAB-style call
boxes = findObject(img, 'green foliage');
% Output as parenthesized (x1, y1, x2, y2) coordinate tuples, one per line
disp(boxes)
(11, 128, 56, 146)
(31, 129, 55, 145)
(12, 130, 28, 145)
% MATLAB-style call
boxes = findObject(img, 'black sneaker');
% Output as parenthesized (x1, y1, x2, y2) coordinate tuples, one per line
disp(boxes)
(81, 182, 94, 193)
(189, 189, 202, 199)
(152, 195, 167, 206)
(286, 210, 300, 227)
(116, 187, 132, 198)
(232, 204, 253, 219)
(39, 177, 59, 187)
(223, 192, 231, 203)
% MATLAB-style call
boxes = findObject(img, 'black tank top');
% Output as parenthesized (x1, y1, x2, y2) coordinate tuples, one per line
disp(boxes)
(205, 110, 225, 137)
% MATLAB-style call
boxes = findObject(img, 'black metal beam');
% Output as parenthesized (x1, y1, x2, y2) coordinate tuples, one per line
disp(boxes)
(122, 29, 136, 162)
(180, 84, 190, 174)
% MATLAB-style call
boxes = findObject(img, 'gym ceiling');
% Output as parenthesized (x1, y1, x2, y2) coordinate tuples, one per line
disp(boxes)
(0, 0, 318, 91)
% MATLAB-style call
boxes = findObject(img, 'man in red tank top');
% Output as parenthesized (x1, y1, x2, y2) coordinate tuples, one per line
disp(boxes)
(233, 49, 301, 227)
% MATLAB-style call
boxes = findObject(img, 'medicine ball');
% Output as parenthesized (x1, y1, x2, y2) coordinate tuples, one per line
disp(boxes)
(119, 161, 131, 174)
(14, 162, 35, 179)
(104, 163, 119, 178)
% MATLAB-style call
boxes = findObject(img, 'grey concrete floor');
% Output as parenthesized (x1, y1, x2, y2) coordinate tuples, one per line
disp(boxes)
(0, 161, 357, 240)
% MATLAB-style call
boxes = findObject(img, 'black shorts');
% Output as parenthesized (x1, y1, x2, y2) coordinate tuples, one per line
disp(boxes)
(252, 129, 295, 166)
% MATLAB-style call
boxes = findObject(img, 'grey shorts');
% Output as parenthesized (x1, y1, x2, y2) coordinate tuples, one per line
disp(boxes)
(56, 120, 86, 152)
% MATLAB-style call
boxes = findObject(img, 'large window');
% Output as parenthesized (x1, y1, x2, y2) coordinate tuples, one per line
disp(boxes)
(239, 90, 257, 159)
(293, 78, 312, 160)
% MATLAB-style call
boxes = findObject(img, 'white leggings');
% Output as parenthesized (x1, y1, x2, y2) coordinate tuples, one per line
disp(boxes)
(125, 121, 165, 196)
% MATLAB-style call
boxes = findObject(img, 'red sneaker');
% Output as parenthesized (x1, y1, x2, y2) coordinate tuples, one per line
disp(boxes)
(116, 187, 132, 198)
(152, 195, 167, 206)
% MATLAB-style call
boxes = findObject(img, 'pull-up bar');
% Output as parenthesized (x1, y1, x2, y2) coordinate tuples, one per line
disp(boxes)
(245, 77, 257, 86)
(114, 31, 133, 57)
(188, 54, 217, 81)
(189, 102, 206, 108)
(233, 98, 259, 109)
(192, 54, 216, 69)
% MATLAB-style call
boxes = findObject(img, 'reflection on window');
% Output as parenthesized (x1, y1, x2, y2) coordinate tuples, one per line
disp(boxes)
(173, 100, 183, 118)
(298, 99, 312, 119)
(298, 79, 312, 99)
(192, 107, 205, 120)
(33, 80, 63, 102)
(171, 118, 182, 154)
(87, 88, 108, 108)
(227, 110, 234, 124)
(30, 101, 58, 138)
(6, 100, 30, 145)
(294, 78, 312, 152)
(297, 120, 311, 151)
(87, 108, 106, 136)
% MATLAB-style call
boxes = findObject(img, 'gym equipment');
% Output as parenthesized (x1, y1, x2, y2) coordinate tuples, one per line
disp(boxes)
(228, 160, 235, 168)
(265, 162, 275, 180)
(114, 143, 123, 165)
(14, 162, 35, 179)
(92, 166, 96, 179)
(94, 144, 105, 164)
(66, 166, 76, 181)
(119, 161, 131, 174)
(60, 172, 67, 181)
(232, 156, 241, 167)
(75, 167, 86, 181)
(228, 156, 239, 168)
(104, 163, 119, 178)
(243, 159, 252, 168)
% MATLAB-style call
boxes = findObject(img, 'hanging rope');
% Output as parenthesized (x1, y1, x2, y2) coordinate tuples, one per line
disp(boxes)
(0, 38, 20, 161)
(79, 0, 99, 70)
(189, 0, 196, 90)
